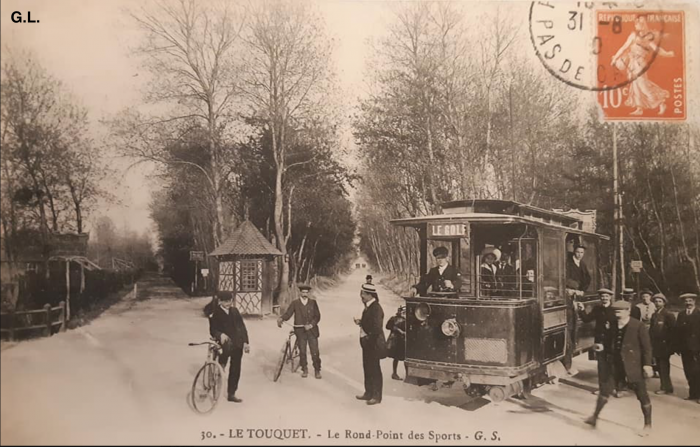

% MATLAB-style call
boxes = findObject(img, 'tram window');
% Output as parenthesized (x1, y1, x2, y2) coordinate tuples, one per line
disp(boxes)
(459, 240, 472, 294)
(543, 230, 564, 308)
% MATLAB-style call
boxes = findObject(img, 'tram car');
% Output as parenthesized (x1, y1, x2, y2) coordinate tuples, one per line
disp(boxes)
(391, 200, 610, 402)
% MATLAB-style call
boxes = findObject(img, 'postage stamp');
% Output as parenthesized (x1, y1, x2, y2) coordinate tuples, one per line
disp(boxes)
(596, 10, 686, 120)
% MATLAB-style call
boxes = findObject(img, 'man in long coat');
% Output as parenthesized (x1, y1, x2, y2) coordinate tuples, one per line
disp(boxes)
(277, 284, 322, 379)
(577, 288, 617, 392)
(209, 295, 250, 403)
(354, 283, 386, 405)
(649, 293, 675, 394)
(676, 292, 700, 403)
(585, 300, 653, 436)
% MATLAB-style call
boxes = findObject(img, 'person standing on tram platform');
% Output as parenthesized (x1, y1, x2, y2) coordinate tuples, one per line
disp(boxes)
(411, 246, 462, 296)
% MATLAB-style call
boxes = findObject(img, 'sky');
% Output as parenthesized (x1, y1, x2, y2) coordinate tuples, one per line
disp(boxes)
(2, 0, 699, 238)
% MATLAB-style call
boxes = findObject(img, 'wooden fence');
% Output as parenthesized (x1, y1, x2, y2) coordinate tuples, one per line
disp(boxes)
(0, 302, 66, 341)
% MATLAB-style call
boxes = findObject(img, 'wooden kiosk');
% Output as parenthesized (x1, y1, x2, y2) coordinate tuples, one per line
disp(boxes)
(209, 221, 282, 317)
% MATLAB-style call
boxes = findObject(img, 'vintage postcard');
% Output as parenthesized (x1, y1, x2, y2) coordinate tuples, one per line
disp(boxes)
(1, 0, 699, 445)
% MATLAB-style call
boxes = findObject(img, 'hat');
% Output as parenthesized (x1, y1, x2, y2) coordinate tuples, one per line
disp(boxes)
(361, 283, 377, 294)
(574, 244, 586, 250)
(597, 288, 614, 295)
(298, 284, 312, 291)
(680, 293, 698, 300)
(366, 274, 373, 281)
(639, 288, 654, 297)
(543, 286, 557, 292)
(481, 247, 502, 261)
(611, 300, 631, 310)
(652, 293, 667, 303)
(623, 288, 634, 294)
(433, 246, 449, 258)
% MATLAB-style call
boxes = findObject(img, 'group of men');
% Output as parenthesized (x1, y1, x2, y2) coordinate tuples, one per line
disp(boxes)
(206, 278, 389, 406)
(577, 287, 700, 435)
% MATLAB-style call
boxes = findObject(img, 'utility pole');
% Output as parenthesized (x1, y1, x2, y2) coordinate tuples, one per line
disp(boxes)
(612, 123, 618, 298)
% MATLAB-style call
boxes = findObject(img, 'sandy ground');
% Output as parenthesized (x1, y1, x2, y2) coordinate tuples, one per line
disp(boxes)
(2, 268, 699, 446)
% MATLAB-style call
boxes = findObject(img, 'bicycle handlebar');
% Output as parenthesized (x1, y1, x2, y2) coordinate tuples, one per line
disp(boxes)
(188, 340, 221, 347)
(282, 321, 305, 328)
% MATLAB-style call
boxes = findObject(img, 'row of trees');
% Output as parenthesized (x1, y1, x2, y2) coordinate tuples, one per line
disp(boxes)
(1, 53, 109, 261)
(355, 3, 700, 297)
(113, 0, 355, 303)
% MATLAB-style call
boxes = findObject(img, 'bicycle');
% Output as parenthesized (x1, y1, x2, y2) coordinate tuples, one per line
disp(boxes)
(189, 339, 225, 414)
(273, 323, 303, 382)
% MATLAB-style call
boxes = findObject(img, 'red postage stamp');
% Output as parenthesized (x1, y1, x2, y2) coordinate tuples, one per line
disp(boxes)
(596, 10, 686, 121)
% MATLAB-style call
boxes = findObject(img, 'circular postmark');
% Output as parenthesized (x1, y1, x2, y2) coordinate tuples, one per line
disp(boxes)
(529, 1, 666, 91)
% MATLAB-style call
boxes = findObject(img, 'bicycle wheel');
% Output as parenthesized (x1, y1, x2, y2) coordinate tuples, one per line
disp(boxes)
(273, 340, 290, 382)
(191, 361, 224, 414)
(290, 340, 301, 373)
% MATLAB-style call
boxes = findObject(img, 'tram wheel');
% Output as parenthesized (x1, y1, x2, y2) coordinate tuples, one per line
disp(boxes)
(488, 386, 507, 403)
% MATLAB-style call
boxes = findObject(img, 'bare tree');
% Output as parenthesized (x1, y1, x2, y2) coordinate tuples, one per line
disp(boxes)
(240, 0, 336, 306)
(128, 0, 245, 246)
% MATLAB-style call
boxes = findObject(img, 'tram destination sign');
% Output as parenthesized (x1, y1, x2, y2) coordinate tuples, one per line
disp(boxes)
(429, 222, 469, 238)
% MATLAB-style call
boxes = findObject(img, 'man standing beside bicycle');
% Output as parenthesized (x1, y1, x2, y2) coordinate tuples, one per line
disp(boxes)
(208, 295, 250, 403)
(277, 284, 322, 379)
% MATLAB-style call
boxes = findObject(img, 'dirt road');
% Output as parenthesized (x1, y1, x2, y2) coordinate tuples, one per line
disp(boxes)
(2, 269, 698, 445)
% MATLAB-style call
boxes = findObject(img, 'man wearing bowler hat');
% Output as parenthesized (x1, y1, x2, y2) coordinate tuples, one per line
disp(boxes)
(650, 293, 676, 394)
(585, 300, 653, 436)
(676, 292, 700, 403)
(354, 283, 386, 405)
(411, 246, 462, 296)
(277, 284, 322, 379)
(577, 288, 617, 394)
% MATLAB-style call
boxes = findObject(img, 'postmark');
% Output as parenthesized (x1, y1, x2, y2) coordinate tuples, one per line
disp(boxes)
(528, 1, 666, 92)
(596, 10, 686, 120)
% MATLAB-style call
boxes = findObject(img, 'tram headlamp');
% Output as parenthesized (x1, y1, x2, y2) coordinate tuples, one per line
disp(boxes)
(415, 303, 431, 322)
(441, 318, 460, 337)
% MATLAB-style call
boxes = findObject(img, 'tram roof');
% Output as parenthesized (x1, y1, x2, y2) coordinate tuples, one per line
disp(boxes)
(390, 200, 609, 240)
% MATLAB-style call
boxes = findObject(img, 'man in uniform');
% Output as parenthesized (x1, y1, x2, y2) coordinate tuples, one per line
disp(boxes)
(411, 246, 462, 296)
(354, 283, 386, 405)
(577, 288, 617, 394)
(676, 292, 700, 403)
(208, 295, 250, 403)
(584, 300, 653, 436)
(277, 284, 322, 379)
(649, 293, 675, 395)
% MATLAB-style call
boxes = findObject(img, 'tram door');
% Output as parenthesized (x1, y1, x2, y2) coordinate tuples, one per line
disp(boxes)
(541, 229, 567, 363)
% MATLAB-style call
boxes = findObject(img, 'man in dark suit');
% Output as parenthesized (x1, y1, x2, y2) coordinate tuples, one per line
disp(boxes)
(277, 284, 322, 379)
(411, 246, 462, 296)
(585, 300, 653, 436)
(566, 245, 591, 294)
(650, 293, 676, 395)
(354, 283, 386, 405)
(577, 288, 617, 393)
(676, 292, 700, 404)
(208, 295, 250, 403)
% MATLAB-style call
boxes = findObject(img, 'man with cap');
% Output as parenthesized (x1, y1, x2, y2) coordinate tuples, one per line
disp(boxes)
(577, 288, 617, 393)
(277, 284, 322, 379)
(354, 283, 386, 405)
(585, 300, 653, 436)
(365, 275, 373, 285)
(411, 246, 462, 296)
(622, 288, 642, 320)
(676, 292, 700, 403)
(650, 293, 676, 394)
(480, 247, 501, 296)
